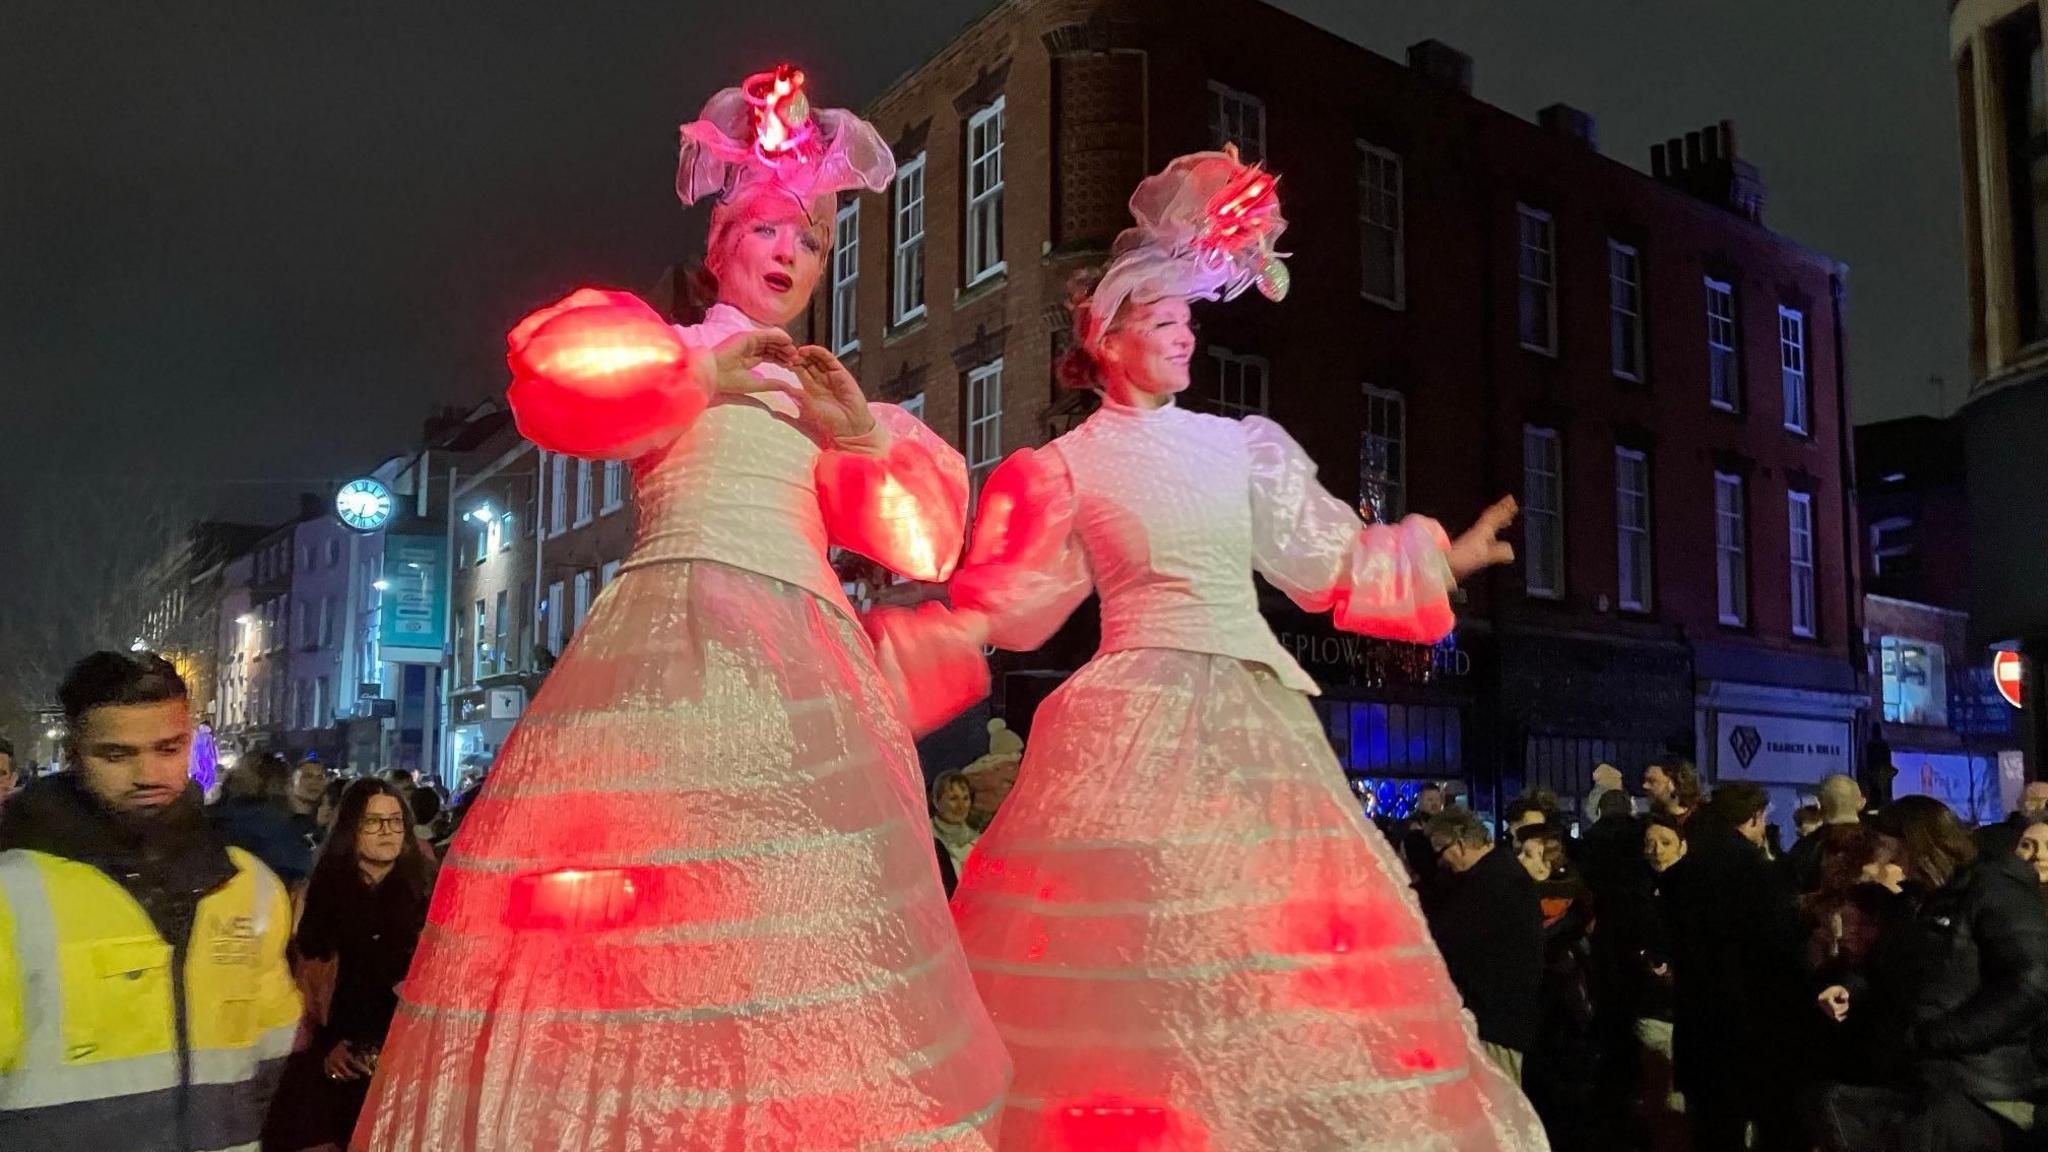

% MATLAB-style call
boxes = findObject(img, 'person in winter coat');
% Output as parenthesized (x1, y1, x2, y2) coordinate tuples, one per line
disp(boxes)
(1662, 781, 1807, 1152)
(0, 651, 300, 1152)
(1811, 795, 2048, 1152)
(1422, 807, 1545, 1085)
(262, 778, 433, 1151)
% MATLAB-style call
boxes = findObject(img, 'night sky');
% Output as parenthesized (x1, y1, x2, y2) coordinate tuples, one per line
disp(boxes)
(0, 0, 1962, 524)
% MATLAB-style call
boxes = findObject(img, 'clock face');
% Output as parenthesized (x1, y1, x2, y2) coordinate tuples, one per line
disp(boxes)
(335, 478, 395, 531)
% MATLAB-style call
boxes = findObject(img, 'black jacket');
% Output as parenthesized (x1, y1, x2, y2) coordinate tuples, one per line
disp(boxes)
(0, 773, 236, 947)
(211, 795, 311, 885)
(1850, 852, 2048, 1104)
(1421, 845, 1544, 1053)
(295, 862, 431, 1049)
(1661, 820, 1806, 1092)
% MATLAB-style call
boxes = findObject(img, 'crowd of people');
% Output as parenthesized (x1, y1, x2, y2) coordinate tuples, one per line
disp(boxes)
(0, 650, 480, 1152)
(1365, 760, 2048, 1151)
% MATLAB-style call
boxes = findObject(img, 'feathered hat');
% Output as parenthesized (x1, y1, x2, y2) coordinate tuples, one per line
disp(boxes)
(1082, 144, 1291, 350)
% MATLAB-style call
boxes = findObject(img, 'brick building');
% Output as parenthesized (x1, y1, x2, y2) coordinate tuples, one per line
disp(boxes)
(814, 0, 1865, 815)
(446, 424, 635, 769)
(1948, 0, 2048, 777)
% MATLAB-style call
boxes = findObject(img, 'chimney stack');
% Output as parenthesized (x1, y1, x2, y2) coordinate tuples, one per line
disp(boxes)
(1538, 103, 1599, 152)
(1406, 40, 1473, 94)
(1651, 118, 1766, 225)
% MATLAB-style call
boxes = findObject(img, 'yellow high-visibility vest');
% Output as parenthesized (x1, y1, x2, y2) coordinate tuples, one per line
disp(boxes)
(0, 845, 301, 1152)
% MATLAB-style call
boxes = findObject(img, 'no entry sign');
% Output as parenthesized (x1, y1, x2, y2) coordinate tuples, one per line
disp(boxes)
(1994, 650, 2025, 710)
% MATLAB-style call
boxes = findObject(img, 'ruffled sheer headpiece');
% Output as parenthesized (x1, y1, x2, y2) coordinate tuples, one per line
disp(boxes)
(676, 65, 896, 211)
(1083, 145, 1291, 350)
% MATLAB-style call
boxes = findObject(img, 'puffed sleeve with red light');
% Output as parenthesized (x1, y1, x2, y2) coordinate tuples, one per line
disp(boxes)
(1244, 415, 1456, 645)
(949, 446, 1095, 652)
(505, 288, 714, 461)
(863, 446, 1094, 735)
(815, 403, 971, 584)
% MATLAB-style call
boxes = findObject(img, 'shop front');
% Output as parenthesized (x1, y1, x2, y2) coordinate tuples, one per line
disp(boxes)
(1268, 603, 1486, 822)
(1695, 643, 1866, 828)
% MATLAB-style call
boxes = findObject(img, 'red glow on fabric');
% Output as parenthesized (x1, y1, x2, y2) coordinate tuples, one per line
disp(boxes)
(1274, 897, 1405, 957)
(1396, 1047, 1442, 1073)
(505, 289, 711, 458)
(744, 65, 816, 163)
(1048, 1097, 1209, 1152)
(507, 868, 644, 932)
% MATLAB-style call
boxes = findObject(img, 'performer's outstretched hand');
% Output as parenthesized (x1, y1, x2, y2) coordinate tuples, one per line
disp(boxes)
(704, 329, 800, 396)
(1447, 496, 1518, 583)
(789, 345, 878, 440)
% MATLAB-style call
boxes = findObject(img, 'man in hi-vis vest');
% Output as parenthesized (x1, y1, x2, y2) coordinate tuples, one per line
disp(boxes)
(0, 651, 299, 1151)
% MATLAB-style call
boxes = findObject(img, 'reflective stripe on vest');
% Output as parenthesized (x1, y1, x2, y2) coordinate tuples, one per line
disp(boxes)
(0, 850, 289, 1114)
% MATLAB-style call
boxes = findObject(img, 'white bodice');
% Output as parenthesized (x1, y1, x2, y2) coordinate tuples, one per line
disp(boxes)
(1054, 401, 1319, 692)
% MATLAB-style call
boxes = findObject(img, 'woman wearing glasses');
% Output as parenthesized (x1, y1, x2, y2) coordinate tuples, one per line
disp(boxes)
(263, 779, 432, 1152)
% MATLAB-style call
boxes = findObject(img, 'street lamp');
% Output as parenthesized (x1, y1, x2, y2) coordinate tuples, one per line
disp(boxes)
(129, 637, 147, 652)
(373, 579, 391, 591)
(469, 504, 495, 524)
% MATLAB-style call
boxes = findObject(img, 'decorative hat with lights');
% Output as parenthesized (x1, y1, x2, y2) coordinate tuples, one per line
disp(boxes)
(675, 65, 896, 210)
(1082, 144, 1290, 351)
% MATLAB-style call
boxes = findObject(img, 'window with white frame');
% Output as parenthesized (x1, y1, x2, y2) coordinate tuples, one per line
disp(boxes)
(832, 200, 861, 354)
(1209, 81, 1266, 162)
(574, 460, 593, 526)
(1707, 277, 1741, 410)
(549, 454, 568, 536)
(493, 589, 509, 674)
(899, 391, 926, 424)
(324, 538, 340, 568)
(1517, 205, 1557, 354)
(966, 360, 1004, 502)
(483, 511, 502, 556)
(498, 510, 515, 550)
(318, 596, 333, 649)
(1208, 348, 1269, 417)
(545, 580, 564, 655)
(294, 600, 308, 649)
(572, 570, 594, 636)
(600, 461, 625, 514)
(966, 98, 1006, 284)
(1610, 241, 1645, 381)
(1715, 472, 1748, 626)
(1788, 490, 1817, 637)
(1360, 385, 1406, 523)
(600, 559, 621, 588)
(1522, 427, 1564, 597)
(473, 599, 489, 681)
(1615, 448, 1652, 611)
(1779, 306, 1809, 434)
(1358, 143, 1404, 308)
(893, 153, 926, 324)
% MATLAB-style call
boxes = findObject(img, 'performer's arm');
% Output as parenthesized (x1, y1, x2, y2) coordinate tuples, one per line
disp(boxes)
(815, 403, 971, 584)
(864, 447, 1093, 735)
(1243, 415, 1458, 645)
(507, 288, 788, 461)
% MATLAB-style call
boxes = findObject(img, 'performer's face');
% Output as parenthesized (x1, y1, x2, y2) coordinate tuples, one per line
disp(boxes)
(1101, 296, 1196, 398)
(717, 196, 827, 327)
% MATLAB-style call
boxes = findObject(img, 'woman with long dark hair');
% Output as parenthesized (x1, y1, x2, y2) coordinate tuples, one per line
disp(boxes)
(263, 779, 433, 1152)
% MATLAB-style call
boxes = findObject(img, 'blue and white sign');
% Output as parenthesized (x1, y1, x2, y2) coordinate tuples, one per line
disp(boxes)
(379, 532, 447, 665)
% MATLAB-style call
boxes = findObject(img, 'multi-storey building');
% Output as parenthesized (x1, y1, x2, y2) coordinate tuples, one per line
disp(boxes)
(812, 0, 1864, 815)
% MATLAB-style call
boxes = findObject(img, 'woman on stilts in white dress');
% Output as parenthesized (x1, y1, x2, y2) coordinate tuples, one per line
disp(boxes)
(353, 66, 1008, 1152)
(872, 148, 1548, 1151)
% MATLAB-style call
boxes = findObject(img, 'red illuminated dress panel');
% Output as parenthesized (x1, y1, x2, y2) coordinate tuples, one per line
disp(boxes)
(352, 300, 1006, 1151)
(944, 399, 1549, 1151)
